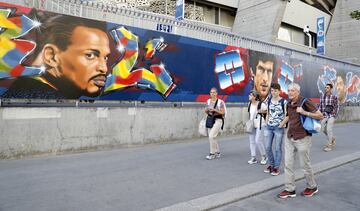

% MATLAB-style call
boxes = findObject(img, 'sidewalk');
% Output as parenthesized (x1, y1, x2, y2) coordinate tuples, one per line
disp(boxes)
(1, 122, 360, 211)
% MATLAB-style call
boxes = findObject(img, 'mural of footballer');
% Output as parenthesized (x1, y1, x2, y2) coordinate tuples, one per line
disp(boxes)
(2, 14, 111, 99)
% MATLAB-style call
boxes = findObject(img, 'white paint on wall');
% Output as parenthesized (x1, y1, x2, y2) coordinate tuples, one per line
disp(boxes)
(97, 108, 108, 118)
(2, 108, 61, 120)
(128, 107, 136, 116)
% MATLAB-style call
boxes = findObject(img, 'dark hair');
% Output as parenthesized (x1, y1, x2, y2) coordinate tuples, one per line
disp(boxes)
(271, 82, 281, 90)
(33, 14, 108, 57)
(250, 90, 260, 101)
(326, 83, 333, 89)
(249, 50, 277, 74)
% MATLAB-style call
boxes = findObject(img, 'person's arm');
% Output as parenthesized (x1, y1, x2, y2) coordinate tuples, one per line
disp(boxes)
(211, 107, 225, 116)
(333, 96, 339, 116)
(204, 100, 210, 114)
(297, 100, 324, 120)
(303, 109, 324, 120)
(211, 101, 225, 116)
(319, 95, 323, 112)
(279, 116, 288, 128)
(279, 103, 288, 128)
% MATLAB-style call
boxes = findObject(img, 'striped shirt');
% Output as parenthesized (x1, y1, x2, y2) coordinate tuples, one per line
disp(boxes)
(319, 94, 339, 118)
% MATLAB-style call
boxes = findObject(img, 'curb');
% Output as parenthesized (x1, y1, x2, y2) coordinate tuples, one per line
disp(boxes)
(156, 151, 360, 211)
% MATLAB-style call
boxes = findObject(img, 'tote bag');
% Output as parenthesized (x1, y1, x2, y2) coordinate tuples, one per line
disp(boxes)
(300, 98, 321, 133)
(198, 118, 208, 136)
(245, 119, 254, 133)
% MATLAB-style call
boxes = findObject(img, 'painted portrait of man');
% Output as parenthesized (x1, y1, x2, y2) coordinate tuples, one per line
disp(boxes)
(335, 71, 347, 104)
(249, 51, 277, 101)
(2, 14, 111, 99)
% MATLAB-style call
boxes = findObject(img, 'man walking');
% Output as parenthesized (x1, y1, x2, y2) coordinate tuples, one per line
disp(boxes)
(278, 83, 323, 199)
(319, 83, 339, 152)
(264, 83, 287, 176)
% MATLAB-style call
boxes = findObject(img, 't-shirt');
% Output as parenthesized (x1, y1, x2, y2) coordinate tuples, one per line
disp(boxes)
(267, 98, 287, 127)
(206, 98, 227, 118)
(287, 96, 317, 140)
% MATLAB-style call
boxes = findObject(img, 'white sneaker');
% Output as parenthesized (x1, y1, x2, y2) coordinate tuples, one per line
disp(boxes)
(247, 157, 257, 164)
(206, 154, 216, 160)
(215, 152, 221, 158)
(260, 156, 268, 165)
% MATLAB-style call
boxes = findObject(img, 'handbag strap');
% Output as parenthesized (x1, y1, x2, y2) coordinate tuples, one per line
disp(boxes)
(208, 99, 218, 117)
(213, 99, 218, 109)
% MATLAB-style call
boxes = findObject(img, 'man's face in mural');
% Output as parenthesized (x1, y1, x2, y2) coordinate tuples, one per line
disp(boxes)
(47, 26, 110, 97)
(254, 60, 274, 100)
(336, 76, 347, 104)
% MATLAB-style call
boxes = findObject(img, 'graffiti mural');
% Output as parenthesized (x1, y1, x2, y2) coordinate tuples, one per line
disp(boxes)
(0, 2, 360, 104)
(0, 2, 175, 99)
(317, 65, 360, 104)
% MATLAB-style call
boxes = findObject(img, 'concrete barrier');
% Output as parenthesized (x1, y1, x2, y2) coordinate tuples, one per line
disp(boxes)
(1, 106, 359, 159)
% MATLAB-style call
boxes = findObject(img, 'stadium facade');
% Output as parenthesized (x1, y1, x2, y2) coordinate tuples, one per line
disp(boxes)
(94, 0, 359, 64)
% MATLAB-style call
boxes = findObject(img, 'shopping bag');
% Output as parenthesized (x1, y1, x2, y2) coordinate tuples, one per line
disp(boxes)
(199, 118, 208, 136)
(245, 119, 254, 133)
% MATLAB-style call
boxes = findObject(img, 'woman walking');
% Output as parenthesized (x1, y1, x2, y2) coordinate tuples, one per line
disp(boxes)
(247, 90, 267, 165)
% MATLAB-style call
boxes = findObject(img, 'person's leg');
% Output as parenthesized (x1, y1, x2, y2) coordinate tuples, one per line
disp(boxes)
(265, 127, 275, 167)
(321, 118, 328, 136)
(273, 127, 285, 169)
(255, 127, 266, 156)
(326, 117, 336, 146)
(208, 119, 222, 153)
(255, 127, 267, 164)
(284, 137, 296, 192)
(296, 136, 317, 189)
(248, 129, 257, 164)
(249, 131, 256, 157)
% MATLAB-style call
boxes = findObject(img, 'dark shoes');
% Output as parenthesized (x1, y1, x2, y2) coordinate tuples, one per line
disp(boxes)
(270, 168, 280, 176)
(301, 187, 318, 197)
(264, 166, 272, 173)
(279, 187, 318, 199)
(263, 166, 280, 176)
(278, 190, 296, 199)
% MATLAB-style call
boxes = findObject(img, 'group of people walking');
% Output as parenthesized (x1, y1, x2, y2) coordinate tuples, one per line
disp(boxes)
(203, 82, 339, 198)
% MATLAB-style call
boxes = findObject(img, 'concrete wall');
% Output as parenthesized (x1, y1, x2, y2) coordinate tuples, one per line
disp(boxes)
(205, 0, 239, 8)
(1, 105, 360, 159)
(0, 106, 247, 159)
(282, 0, 331, 33)
(232, 0, 286, 41)
(326, 0, 360, 64)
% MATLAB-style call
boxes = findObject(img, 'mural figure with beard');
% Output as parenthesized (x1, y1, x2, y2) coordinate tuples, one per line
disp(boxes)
(335, 71, 348, 104)
(2, 14, 110, 99)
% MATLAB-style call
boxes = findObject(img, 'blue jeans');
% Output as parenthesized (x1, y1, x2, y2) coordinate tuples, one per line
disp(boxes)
(264, 125, 284, 168)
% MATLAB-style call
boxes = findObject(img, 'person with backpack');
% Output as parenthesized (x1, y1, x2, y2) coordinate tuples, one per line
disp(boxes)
(319, 83, 339, 152)
(278, 83, 323, 199)
(263, 83, 287, 176)
(204, 87, 226, 160)
(247, 90, 267, 165)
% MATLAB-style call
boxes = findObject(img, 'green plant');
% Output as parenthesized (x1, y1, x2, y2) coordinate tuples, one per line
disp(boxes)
(350, 10, 360, 20)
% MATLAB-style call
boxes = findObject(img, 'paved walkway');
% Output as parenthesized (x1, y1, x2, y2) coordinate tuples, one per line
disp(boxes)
(214, 159, 360, 211)
(0, 122, 359, 211)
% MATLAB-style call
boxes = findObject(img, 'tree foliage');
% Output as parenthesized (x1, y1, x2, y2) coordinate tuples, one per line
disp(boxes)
(350, 10, 360, 20)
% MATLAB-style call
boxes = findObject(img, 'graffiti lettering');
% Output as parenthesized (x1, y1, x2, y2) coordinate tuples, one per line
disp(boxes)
(104, 27, 175, 98)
